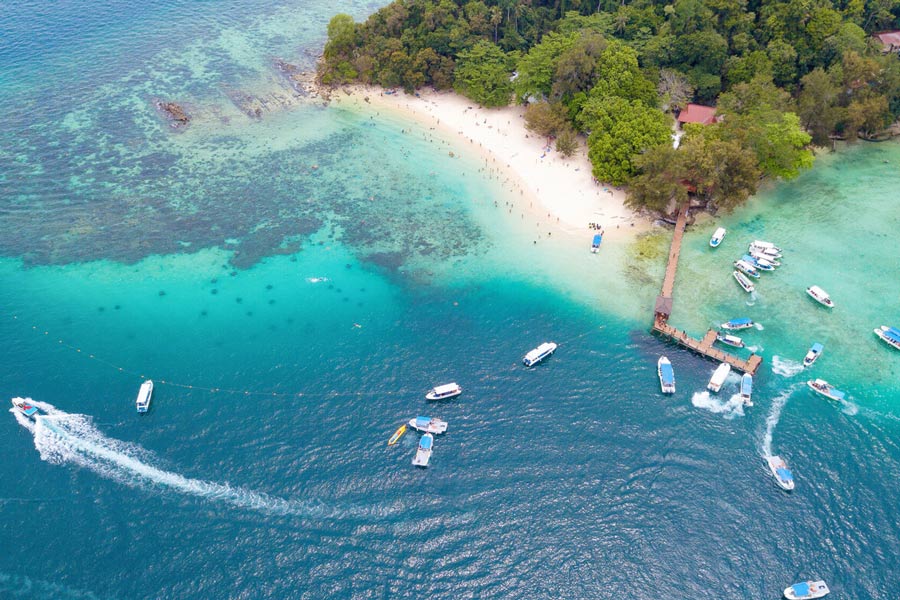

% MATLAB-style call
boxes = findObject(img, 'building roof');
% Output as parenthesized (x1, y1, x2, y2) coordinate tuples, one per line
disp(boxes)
(876, 31, 900, 50)
(677, 104, 718, 125)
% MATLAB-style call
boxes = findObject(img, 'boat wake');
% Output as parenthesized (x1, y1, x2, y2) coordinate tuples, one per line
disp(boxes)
(754, 323, 765, 331)
(746, 345, 762, 353)
(306, 276, 329, 283)
(10, 400, 380, 519)
(761, 387, 796, 458)
(771, 355, 804, 377)
(745, 292, 757, 306)
(691, 391, 744, 419)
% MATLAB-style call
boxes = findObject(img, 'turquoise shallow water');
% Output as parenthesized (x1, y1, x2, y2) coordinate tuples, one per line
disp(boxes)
(2, 1, 900, 598)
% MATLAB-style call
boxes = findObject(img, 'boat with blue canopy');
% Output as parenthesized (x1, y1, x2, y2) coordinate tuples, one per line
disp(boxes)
(740, 373, 753, 406)
(591, 233, 602, 253)
(767, 455, 795, 491)
(657, 356, 675, 394)
(784, 580, 829, 599)
(721, 318, 755, 331)
(412, 433, 434, 467)
(874, 325, 900, 350)
(741, 254, 775, 271)
(709, 227, 726, 248)
(11, 397, 41, 419)
(803, 343, 824, 367)
(807, 379, 845, 402)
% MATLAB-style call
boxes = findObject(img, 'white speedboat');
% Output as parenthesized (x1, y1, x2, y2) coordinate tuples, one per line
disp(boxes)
(740, 373, 753, 406)
(412, 433, 433, 467)
(733, 271, 755, 293)
(426, 383, 462, 401)
(721, 318, 754, 331)
(767, 455, 795, 491)
(741, 254, 775, 271)
(708, 363, 731, 393)
(874, 326, 900, 350)
(806, 286, 834, 308)
(784, 580, 829, 599)
(11, 397, 41, 419)
(523, 342, 557, 367)
(136, 380, 153, 413)
(657, 356, 675, 394)
(709, 227, 726, 248)
(716, 332, 745, 348)
(807, 379, 845, 402)
(733, 260, 761, 278)
(803, 343, 823, 367)
(408, 416, 448, 434)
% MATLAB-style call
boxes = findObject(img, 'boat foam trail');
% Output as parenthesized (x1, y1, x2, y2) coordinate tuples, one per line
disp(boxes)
(761, 387, 797, 458)
(10, 400, 377, 519)
(771, 355, 804, 377)
(754, 323, 765, 331)
(691, 391, 745, 420)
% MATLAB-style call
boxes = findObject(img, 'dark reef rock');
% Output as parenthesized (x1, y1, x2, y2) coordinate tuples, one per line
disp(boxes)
(155, 100, 190, 129)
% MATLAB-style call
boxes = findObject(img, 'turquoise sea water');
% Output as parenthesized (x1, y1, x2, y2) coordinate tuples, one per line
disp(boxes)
(2, 1, 900, 598)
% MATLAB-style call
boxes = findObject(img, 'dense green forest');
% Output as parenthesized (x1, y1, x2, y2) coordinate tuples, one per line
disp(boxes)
(319, 0, 900, 212)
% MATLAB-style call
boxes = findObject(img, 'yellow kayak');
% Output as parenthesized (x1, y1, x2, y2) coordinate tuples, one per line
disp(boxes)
(387, 424, 407, 446)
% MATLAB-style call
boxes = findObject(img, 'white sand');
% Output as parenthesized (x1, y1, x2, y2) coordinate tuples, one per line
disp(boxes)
(331, 86, 649, 241)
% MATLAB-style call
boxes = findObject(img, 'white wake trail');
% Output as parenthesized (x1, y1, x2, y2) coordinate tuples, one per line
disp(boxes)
(691, 391, 745, 420)
(761, 387, 796, 458)
(771, 355, 804, 377)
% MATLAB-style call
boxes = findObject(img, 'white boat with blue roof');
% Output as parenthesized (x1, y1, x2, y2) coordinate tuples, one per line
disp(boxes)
(11, 398, 42, 420)
(874, 325, 900, 350)
(807, 379, 845, 402)
(709, 227, 726, 248)
(740, 373, 753, 406)
(657, 356, 675, 394)
(721, 318, 755, 331)
(767, 455, 795, 491)
(523, 342, 557, 367)
(803, 343, 823, 367)
(412, 433, 434, 467)
(408, 416, 448, 434)
(784, 580, 829, 599)
(742, 254, 775, 271)
(591, 233, 602, 253)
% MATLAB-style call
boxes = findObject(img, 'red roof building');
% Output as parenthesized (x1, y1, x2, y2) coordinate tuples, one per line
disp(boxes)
(875, 31, 900, 53)
(677, 104, 718, 126)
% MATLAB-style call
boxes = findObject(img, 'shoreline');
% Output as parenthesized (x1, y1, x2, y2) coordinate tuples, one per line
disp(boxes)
(329, 85, 652, 243)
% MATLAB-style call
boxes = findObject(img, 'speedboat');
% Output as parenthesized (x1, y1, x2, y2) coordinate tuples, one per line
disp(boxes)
(806, 286, 834, 308)
(733, 271, 755, 293)
(136, 380, 153, 413)
(784, 580, 829, 599)
(767, 455, 795, 491)
(412, 433, 434, 467)
(387, 424, 407, 446)
(874, 326, 900, 351)
(740, 373, 753, 406)
(748, 248, 781, 266)
(741, 254, 775, 271)
(11, 398, 41, 419)
(803, 343, 823, 367)
(807, 379, 845, 402)
(716, 332, 745, 348)
(709, 227, 726, 248)
(708, 363, 731, 393)
(426, 383, 462, 401)
(408, 416, 448, 434)
(523, 342, 557, 367)
(751, 240, 782, 253)
(657, 356, 675, 394)
(733, 260, 761, 278)
(591, 233, 602, 253)
(721, 318, 754, 331)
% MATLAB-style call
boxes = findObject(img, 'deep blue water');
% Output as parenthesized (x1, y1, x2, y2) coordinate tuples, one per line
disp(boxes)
(2, 1, 900, 598)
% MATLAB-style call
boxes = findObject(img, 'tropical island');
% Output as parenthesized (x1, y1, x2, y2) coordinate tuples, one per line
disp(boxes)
(317, 0, 900, 216)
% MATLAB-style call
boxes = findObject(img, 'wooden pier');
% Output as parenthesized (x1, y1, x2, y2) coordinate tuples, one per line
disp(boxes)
(651, 204, 762, 375)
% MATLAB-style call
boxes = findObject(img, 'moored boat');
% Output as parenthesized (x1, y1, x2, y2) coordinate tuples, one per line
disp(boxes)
(751, 240, 782, 253)
(716, 332, 745, 348)
(740, 373, 753, 406)
(748, 244, 782, 258)
(874, 325, 900, 350)
(591, 233, 602, 253)
(136, 380, 153, 413)
(741, 254, 775, 271)
(709, 227, 726, 248)
(387, 424, 407, 446)
(426, 383, 462, 401)
(784, 580, 829, 599)
(767, 455, 795, 491)
(412, 433, 434, 467)
(733, 271, 755, 293)
(708, 363, 731, 393)
(803, 342, 823, 367)
(806, 286, 834, 308)
(523, 342, 558, 367)
(657, 356, 675, 394)
(733, 260, 761, 278)
(11, 397, 41, 419)
(748, 248, 782, 266)
(807, 379, 845, 402)
(721, 318, 755, 331)
(408, 416, 448, 434)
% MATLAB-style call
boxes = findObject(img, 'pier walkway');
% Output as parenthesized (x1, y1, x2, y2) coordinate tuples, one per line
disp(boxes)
(651, 204, 761, 375)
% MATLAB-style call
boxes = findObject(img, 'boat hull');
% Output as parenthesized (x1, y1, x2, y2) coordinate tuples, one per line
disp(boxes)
(733, 271, 754, 293)
(767, 456, 795, 491)
(806, 380, 844, 402)
(784, 580, 829, 599)
(708, 364, 731, 393)
(409, 417, 448, 434)
(806, 287, 834, 308)
(523, 342, 558, 367)
(136, 380, 153, 413)
(412, 433, 434, 467)
(721, 319, 754, 331)
(657, 357, 675, 394)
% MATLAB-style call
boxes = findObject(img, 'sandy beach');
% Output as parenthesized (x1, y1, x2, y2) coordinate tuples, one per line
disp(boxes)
(331, 86, 650, 242)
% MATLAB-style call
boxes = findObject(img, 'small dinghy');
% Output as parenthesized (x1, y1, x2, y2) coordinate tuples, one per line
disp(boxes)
(733, 271, 755, 293)
(136, 380, 153, 413)
(767, 455, 795, 491)
(721, 318, 754, 331)
(408, 416, 448, 434)
(590, 233, 602, 253)
(709, 227, 726, 248)
(387, 424, 407, 446)
(806, 286, 834, 308)
(733, 259, 761, 278)
(740, 373, 753, 406)
(807, 379, 845, 402)
(803, 342, 823, 367)
(426, 383, 462, 401)
(657, 356, 675, 394)
(874, 325, 900, 350)
(708, 363, 731, 393)
(716, 332, 745, 348)
(523, 342, 557, 367)
(412, 433, 434, 467)
(784, 580, 829, 599)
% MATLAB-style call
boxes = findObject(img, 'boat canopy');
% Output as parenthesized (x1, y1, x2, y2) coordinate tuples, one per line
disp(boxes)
(419, 435, 433, 449)
(433, 383, 459, 395)
(810, 342, 824, 353)
(776, 467, 793, 481)
(727, 318, 752, 326)
(741, 375, 753, 393)
(791, 582, 810, 597)
(592, 234, 602, 244)
(415, 416, 432, 426)
(659, 362, 675, 383)
(884, 328, 900, 343)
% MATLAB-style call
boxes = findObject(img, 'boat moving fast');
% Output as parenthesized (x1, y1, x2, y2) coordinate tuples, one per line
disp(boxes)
(426, 383, 462, 401)
(874, 326, 900, 350)
(388, 424, 407, 446)
(733, 271, 755, 293)
(408, 416, 448, 434)
(412, 433, 434, 467)
(784, 580, 829, 599)
(523, 342, 558, 367)
(657, 356, 675, 394)
(709, 227, 726, 248)
(11, 397, 41, 419)
(807, 379, 845, 402)
(721, 318, 755, 331)
(767, 455, 795, 491)
(716, 332, 745, 348)
(136, 380, 153, 413)
(806, 286, 834, 308)
(803, 343, 824, 367)
(740, 373, 753, 406)
(708, 363, 731, 393)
